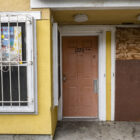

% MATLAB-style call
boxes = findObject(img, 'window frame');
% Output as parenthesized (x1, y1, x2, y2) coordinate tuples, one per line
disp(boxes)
(0, 12, 40, 114)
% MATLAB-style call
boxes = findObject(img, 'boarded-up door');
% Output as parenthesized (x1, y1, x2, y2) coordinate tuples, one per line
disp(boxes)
(115, 28, 140, 121)
(62, 36, 98, 117)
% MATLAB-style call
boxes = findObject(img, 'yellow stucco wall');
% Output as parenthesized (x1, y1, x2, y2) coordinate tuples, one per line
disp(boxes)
(0, 0, 50, 19)
(106, 31, 112, 121)
(0, 20, 54, 135)
(51, 107, 58, 135)
(0, 0, 113, 135)
(0, 0, 58, 135)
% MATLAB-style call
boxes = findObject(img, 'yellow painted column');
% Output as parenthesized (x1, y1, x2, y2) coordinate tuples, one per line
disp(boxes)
(106, 31, 111, 121)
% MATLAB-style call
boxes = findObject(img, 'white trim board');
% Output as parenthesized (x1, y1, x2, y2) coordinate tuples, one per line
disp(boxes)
(58, 25, 116, 121)
(52, 23, 59, 106)
(31, 0, 140, 9)
(0, 11, 41, 20)
(111, 28, 116, 121)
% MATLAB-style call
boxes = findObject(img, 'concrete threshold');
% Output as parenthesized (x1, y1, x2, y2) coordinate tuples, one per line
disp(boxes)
(0, 135, 53, 140)
(54, 121, 140, 140)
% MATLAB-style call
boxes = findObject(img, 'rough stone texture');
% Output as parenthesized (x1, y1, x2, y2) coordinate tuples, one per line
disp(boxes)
(0, 135, 52, 140)
(0, 135, 13, 140)
(116, 28, 140, 60)
(54, 121, 140, 140)
(14, 135, 53, 140)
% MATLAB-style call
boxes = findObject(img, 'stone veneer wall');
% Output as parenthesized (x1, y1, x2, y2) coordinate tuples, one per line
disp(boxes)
(116, 28, 140, 60)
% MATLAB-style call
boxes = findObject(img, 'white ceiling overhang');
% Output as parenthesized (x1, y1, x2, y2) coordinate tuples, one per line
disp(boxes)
(31, 0, 140, 9)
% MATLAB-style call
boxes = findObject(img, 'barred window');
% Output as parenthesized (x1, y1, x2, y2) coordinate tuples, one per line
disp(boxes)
(0, 15, 37, 113)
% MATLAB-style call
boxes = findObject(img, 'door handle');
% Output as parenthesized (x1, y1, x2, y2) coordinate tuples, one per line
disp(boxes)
(94, 80, 98, 94)
(63, 75, 67, 82)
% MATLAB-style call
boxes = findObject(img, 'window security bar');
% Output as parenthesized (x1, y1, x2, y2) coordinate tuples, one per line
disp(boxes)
(0, 101, 29, 103)
(0, 15, 33, 23)
(0, 14, 35, 112)
(0, 61, 33, 66)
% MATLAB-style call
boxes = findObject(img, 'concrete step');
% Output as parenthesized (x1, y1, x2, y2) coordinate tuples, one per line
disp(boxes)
(54, 121, 140, 140)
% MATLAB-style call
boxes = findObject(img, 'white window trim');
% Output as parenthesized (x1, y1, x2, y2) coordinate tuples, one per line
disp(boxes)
(0, 12, 40, 114)
(0, 11, 41, 20)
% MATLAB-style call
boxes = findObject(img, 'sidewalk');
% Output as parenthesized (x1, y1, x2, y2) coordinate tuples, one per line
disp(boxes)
(54, 121, 140, 140)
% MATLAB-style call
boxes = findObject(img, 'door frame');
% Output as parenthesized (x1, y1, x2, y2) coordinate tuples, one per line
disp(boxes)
(58, 25, 115, 121)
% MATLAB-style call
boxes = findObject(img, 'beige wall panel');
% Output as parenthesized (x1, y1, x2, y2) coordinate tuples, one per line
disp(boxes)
(0, 0, 30, 11)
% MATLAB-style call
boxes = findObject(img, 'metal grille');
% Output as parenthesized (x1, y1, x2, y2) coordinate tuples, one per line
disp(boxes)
(0, 15, 35, 112)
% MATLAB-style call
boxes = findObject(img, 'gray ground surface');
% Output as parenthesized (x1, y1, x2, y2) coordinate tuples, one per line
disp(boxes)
(54, 121, 140, 140)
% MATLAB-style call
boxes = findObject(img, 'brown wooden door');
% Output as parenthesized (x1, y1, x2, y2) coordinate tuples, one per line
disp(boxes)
(62, 36, 98, 117)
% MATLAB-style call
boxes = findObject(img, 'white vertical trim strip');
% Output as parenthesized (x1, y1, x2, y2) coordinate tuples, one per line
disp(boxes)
(111, 28, 116, 121)
(58, 31, 63, 120)
(33, 19, 38, 114)
(26, 18, 35, 112)
(53, 23, 59, 106)
(98, 30, 106, 121)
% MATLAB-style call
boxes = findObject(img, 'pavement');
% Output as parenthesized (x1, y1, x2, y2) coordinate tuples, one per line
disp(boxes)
(54, 121, 140, 140)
